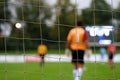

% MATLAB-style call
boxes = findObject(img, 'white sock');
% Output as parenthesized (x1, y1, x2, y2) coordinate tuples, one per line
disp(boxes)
(73, 69, 79, 80)
(73, 69, 77, 77)
(73, 68, 83, 80)
(75, 77, 79, 80)
(78, 68, 83, 77)
(75, 68, 83, 80)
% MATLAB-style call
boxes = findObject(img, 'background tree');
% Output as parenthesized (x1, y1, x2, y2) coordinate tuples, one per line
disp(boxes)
(0, 0, 11, 50)
(114, 2, 120, 27)
(8, 0, 53, 50)
(14, 0, 52, 39)
(49, 0, 78, 41)
(0, 0, 10, 23)
(113, 2, 120, 42)
(82, 0, 112, 25)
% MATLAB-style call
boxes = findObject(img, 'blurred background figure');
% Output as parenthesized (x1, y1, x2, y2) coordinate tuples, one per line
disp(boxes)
(107, 43, 117, 69)
(85, 48, 92, 61)
(100, 47, 106, 63)
(37, 44, 47, 67)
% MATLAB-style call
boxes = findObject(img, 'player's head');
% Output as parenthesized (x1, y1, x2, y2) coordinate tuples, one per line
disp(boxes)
(77, 21, 83, 26)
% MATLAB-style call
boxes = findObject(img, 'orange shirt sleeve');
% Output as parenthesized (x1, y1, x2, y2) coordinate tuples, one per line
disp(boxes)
(83, 30, 88, 41)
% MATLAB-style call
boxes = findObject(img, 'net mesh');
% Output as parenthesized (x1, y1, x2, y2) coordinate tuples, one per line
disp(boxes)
(0, 0, 120, 80)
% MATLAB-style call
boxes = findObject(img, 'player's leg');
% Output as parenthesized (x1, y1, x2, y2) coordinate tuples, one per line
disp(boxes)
(41, 55, 45, 67)
(108, 54, 114, 69)
(77, 50, 85, 80)
(39, 54, 45, 67)
(72, 50, 84, 80)
(72, 50, 79, 80)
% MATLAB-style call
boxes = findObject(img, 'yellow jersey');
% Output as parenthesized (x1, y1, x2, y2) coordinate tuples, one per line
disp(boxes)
(37, 44, 47, 54)
(67, 27, 88, 50)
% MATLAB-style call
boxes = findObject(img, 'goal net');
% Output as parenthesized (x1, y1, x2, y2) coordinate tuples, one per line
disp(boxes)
(0, 0, 120, 80)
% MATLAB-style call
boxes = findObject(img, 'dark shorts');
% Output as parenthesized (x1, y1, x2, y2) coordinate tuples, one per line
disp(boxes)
(39, 54, 45, 59)
(108, 54, 113, 60)
(71, 50, 85, 64)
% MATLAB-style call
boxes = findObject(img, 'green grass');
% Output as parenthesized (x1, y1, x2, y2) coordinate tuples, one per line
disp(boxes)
(0, 62, 120, 80)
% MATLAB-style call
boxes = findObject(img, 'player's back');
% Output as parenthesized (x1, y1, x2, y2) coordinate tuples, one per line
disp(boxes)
(67, 27, 87, 50)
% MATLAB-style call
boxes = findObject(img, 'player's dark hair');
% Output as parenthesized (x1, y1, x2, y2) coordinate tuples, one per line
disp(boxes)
(77, 21, 83, 26)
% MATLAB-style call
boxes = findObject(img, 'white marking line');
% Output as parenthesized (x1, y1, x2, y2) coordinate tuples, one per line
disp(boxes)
(0, 54, 120, 63)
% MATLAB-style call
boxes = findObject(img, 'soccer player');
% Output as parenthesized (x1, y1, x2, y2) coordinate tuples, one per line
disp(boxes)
(100, 47, 106, 63)
(107, 43, 116, 69)
(66, 21, 89, 80)
(37, 44, 47, 67)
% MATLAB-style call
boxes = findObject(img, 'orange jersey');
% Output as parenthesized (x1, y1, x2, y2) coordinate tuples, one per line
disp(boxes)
(107, 44, 116, 54)
(37, 44, 47, 54)
(67, 27, 88, 50)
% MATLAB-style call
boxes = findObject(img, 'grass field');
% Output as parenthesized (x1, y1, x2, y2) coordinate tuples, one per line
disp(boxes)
(0, 62, 120, 80)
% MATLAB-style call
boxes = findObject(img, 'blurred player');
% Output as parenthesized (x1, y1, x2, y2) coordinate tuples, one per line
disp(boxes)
(37, 44, 47, 67)
(107, 43, 116, 69)
(100, 47, 106, 63)
(66, 21, 89, 80)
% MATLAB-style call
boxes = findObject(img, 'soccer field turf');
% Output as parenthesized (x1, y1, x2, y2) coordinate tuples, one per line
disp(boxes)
(0, 62, 120, 80)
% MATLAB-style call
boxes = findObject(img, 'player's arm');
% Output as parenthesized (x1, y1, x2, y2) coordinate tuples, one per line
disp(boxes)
(66, 41, 71, 49)
(114, 45, 117, 54)
(66, 31, 72, 49)
(65, 41, 71, 56)
(65, 31, 72, 56)
(83, 30, 90, 49)
(107, 46, 110, 54)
